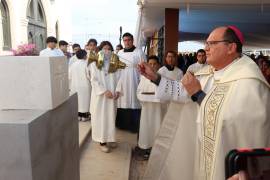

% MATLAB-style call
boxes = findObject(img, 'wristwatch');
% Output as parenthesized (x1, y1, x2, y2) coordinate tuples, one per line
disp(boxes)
(191, 90, 206, 105)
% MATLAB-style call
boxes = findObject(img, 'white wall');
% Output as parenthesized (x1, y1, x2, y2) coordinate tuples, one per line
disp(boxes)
(0, 0, 72, 54)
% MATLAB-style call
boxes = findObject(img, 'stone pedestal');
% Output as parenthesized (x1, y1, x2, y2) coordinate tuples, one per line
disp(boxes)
(0, 56, 69, 110)
(0, 94, 79, 180)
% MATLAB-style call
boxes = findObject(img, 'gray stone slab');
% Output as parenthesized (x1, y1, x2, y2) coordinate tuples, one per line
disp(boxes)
(0, 56, 69, 110)
(0, 94, 79, 180)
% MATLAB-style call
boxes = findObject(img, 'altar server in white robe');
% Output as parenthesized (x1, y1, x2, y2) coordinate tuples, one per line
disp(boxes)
(69, 49, 91, 121)
(116, 32, 146, 133)
(141, 52, 194, 176)
(90, 41, 121, 153)
(69, 43, 81, 66)
(39, 36, 64, 57)
(156, 50, 184, 129)
(187, 49, 208, 74)
(139, 26, 270, 180)
(85, 38, 98, 65)
(136, 55, 166, 160)
(158, 50, 183, 81)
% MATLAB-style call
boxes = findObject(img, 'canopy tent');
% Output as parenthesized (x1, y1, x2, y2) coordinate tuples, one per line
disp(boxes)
(136, 0, 270, 50)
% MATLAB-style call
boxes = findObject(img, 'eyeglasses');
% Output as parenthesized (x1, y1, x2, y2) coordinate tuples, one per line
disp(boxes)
(205, 40, 233, 48)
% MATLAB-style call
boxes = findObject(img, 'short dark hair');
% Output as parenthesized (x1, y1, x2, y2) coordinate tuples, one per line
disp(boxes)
(122, 32, 133, 40)
(147, 55, 160, 64)
(87, 39, 97, 46)
(164, 51, 177, 66)
(76, 49, 87, 59)
(72, 43, 81, 49)
(223, 28, 242, 53)
(99, 41, 114, 51)
(197, 49, 206, 54)
(46, 36, 57, 44)
(59, 40, 68, 46)
(116, 44, 123, 49)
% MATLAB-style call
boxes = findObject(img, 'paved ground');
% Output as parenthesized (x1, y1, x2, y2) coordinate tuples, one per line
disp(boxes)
(78, 121, 91, 147)
(129, 151, 148, 180)
(78, 122, 148, 180)
(79, 128, 137, 180)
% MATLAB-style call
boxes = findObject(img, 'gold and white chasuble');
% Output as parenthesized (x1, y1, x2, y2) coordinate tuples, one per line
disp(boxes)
(195, 55, 270, 180)
(143, 55, 270, 180)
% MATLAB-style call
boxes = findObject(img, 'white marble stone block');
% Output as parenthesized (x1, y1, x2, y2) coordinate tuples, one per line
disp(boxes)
(0, 94, 79, 180)
(0, 56, 69, 110)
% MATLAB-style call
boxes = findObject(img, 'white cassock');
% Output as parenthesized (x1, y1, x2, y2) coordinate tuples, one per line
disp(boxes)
(158, 66, 183, 81)
(39, 48, 64, 57)
(137, 76, 166, 149)
(116, 48, 146, 109)
(187, 62, 208, 74)
(90, 58, 120, 143)
(144, 55, 270, 180)
(69, 60, 91, 113)
(69, 55, 78, 66)
(68, 55, 78, 91)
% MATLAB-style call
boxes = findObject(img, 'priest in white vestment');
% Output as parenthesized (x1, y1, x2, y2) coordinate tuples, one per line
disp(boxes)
(90, 41, 121, 153)
(39, 36, 64, 57)
(136, 56, 165, 159)
(115, 32, 146, 133)
(138, 26, 270, 180)
(187, 49, 208, 74)
(69, 50, 91, 121)
(69, 43, 81, 66)
(158, 51, 183, 81)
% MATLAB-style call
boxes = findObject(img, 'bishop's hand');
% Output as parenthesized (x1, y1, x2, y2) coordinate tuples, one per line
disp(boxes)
(138, 62, 158, 81)
(181, 71, 202, 96)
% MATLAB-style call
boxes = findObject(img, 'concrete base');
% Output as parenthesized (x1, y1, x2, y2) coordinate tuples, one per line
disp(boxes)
(0, 56, 69, 110)
(0, 94, 79, 180)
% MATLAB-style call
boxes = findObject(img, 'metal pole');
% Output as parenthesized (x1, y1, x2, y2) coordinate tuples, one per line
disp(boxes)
(119, 26, 122, 45)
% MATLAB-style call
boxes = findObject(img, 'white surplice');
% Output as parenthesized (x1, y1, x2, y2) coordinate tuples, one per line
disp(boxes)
(90, 56, 120, 143)
(156, 65, 184, 116)
(39, 48, 64, 57)
(187, 62, 208, 74)
(69, 55, 78, 66)
(116, 48, 146, 109)
(137, 76, 166, 149)
(69, 60, 91, 112)
(158, 66, 183, 81)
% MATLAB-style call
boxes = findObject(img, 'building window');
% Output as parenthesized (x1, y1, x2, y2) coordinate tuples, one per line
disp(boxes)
(27, 0, 47, 51)
(0, 0, 11, 50)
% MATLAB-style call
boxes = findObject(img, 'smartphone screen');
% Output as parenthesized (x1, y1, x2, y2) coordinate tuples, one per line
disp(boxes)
(226, 149, 270, 180)
(245, 155, 270, 180)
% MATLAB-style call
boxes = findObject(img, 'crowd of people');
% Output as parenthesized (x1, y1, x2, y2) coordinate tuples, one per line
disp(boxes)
(38, 26, 270, 180)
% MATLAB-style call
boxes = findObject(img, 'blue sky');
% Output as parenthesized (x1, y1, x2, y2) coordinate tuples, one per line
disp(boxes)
(71, 0, 138, 48)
